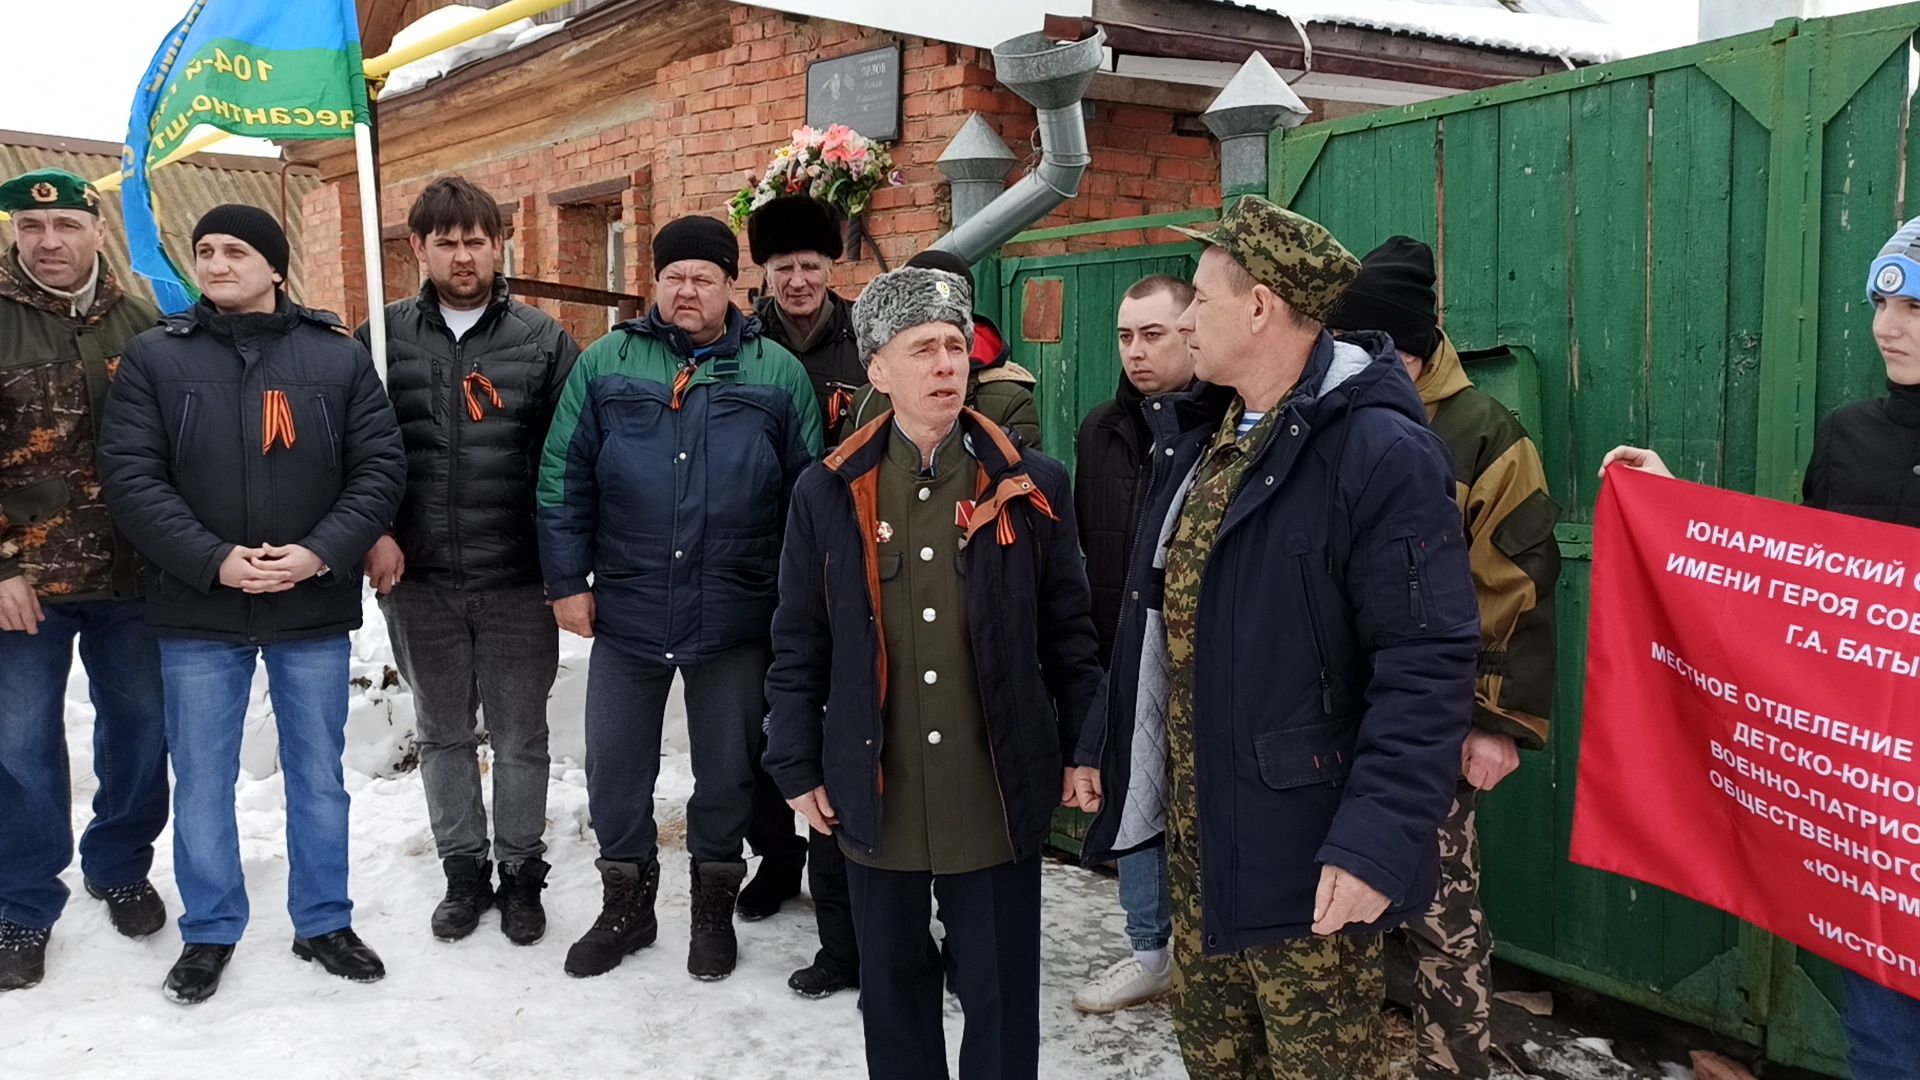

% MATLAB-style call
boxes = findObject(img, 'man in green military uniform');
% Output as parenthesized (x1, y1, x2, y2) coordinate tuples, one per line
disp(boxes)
(766, 266, 1104, 1078)
(0, 168, 170, 991)
(844, 249, 1042, 449)
(1075, 197, 1479, 1078)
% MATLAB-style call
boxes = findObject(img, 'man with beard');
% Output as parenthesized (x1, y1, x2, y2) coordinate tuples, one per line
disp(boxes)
(358, 176, 579, 947)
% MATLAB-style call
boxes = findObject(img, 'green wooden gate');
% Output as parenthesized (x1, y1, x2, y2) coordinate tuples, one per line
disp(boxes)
(981, 6, 1920, 1071)
(1264, 6, 1920, 1074)
(989, 242, 1200, 465)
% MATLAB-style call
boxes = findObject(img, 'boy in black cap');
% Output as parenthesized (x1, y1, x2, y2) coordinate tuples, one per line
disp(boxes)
(98, 204, 406, 1005)
(1327, 236, 1561, 1080)
(0, 167, 169, 992)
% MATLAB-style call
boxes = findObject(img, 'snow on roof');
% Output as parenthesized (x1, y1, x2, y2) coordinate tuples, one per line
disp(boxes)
(1213, 0, 1664, 64)
(380, 4, 570, 98)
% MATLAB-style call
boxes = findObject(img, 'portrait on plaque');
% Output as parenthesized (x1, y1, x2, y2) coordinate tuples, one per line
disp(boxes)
(806, 43, 903, 143)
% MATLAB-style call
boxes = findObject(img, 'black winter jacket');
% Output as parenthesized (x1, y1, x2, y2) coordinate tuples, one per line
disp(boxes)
(1075, 373, 1154, 667)
(357, 278, 579, 590)
(763, 409, 1105, 864)
(1078, 331, 1479, 955)
(755, 291, 863, 447)
(1803, 380, 1920, 526)
(98, 297, 405, 642)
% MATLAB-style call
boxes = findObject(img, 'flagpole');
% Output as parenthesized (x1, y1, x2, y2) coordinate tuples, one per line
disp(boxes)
(354, 120, 387, 380)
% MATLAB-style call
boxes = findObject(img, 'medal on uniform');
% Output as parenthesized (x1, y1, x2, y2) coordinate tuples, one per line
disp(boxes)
(954, 500, 976, 529)
(876, 520, 894, 543)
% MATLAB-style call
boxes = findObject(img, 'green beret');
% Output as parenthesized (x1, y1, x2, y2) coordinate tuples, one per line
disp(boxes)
(0, 169, 102, 216)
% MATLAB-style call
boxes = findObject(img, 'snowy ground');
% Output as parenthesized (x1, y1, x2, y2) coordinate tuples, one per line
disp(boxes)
(2, 598, 1691, 1080)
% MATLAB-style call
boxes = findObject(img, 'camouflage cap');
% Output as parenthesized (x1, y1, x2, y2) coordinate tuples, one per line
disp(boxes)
(1172, 195, 1357, 322)
(0, 169, 102, 216)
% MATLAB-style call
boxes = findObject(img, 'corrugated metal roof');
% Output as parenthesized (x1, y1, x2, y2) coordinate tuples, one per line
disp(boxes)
(1214, 0, 1641, 62)
(0, 130, 320, 306)
(1366, 0, 1606, 18)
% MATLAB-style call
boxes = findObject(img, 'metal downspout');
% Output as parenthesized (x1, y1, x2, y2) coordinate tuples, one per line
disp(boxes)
(929, 29, 1108, 262)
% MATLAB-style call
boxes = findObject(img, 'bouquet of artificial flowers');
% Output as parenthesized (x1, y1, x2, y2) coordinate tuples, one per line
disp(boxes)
(729, 124, 905, 232)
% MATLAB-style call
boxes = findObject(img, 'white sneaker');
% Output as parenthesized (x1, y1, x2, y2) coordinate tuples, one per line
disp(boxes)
(1072, 955, 1174, 1014)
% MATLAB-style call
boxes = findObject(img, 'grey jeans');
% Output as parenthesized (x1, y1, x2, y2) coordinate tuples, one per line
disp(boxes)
(380, 581, 558, 867)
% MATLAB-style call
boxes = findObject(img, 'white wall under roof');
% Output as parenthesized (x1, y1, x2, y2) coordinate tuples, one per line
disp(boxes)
(747, 0, 1092, 51)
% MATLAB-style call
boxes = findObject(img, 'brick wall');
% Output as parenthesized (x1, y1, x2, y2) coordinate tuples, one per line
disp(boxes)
(301, 4, 1222, 343)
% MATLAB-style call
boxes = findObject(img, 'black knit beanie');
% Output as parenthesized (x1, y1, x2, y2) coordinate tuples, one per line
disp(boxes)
(1325, 235, 1439, 361)
(192, 204, 290, 280)
(905, 248, 975, 294)
(653, 215, 739, 279)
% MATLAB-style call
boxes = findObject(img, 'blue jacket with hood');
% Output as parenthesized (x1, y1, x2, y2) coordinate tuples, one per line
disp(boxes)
(1077, 329, 1479, 955)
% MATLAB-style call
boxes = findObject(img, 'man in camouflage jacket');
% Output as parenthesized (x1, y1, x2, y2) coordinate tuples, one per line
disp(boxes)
(0, 169, 169, 992)
(1329, 237, 1561, 1080)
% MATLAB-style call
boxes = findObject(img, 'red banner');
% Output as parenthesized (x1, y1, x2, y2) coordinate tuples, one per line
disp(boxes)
(1572, 466, 1920, 995)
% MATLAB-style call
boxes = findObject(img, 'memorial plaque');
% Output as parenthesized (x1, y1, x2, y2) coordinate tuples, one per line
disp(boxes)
(806, 44, 902, 143)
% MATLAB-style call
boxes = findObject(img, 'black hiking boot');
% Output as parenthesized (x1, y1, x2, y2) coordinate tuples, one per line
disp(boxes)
(162, 944, 234, 1005)
(787, 959, 859, 999)
(430, 856, 494, 941)
(687, 860, 746, 981)
(292, 928, 386, 982)
(85, 879, 167, 939)
(0, 921, 50, 991)
(497, 858, 550, 946)
(735, 853, 803, 921)
(564, 858, 659, 978)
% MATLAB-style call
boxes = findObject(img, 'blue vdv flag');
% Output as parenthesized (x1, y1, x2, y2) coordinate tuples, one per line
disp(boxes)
(123, 0, 369, 312)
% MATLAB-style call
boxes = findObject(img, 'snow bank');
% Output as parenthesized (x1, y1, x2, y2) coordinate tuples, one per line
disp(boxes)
(13, 628, 1184, 1080)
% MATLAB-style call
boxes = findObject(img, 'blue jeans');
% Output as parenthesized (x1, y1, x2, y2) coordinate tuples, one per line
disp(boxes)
(1844, 969, 1920, 1080)
(161, 635, 353, 945)
(1118, 844, 1170, 952)
(0, 599, 168, 930)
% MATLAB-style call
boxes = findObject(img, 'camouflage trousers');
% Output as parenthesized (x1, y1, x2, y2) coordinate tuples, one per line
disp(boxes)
(1165, 778, 1388, 1079)
(1401, 787, 1492, 1080)
(1170, 914, 1389, 1080)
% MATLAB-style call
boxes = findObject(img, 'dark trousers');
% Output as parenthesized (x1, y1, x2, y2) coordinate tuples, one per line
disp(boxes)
(583, 639, 768, 865)
(0, 598, 168, 930)
(846, 855, 1042, 1080)
(747, 742, 807, 868)
(806, 827, 858, 976)
(380, 581, 557, 866)
(1844, 969, 1920, 1080)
